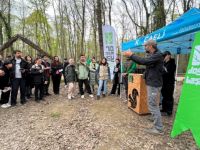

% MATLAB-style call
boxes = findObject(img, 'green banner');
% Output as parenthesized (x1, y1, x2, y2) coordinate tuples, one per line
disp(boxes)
(171, 32, 200, 148)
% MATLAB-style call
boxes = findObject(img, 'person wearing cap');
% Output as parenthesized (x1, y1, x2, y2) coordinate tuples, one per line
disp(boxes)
(123, 39, 164, 135)
(161, 51, 176, 116)
(0, 60, 13, 106)
(110, 58, 121, 96)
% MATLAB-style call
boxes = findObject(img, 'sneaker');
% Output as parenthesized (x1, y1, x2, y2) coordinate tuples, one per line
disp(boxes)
(68, 96, 72, 100)
(102, 94, 106, 97)
(71, 96, 75, 99)
(144, 127, 164, 135)
(1, 103, 11, 108)
(81, 95, 85, 99)
(89, 94, 94, 98)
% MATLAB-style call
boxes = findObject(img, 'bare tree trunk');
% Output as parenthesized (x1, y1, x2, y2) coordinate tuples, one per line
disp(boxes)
(108, 0, 112, 25)
(97, 0, 104, 59)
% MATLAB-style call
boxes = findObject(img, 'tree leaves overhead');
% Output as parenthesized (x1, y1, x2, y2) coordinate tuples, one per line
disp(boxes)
(0, 0, 200, 59)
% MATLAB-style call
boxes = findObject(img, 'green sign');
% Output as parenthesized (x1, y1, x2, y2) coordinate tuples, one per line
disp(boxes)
(171, 32, 200, 148)
(105, 32, 113, 44)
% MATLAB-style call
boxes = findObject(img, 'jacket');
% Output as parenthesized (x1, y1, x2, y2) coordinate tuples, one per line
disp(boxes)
(76, 62, 89, 80)
(122, 62, 136, 74)
(129, 50, 164, 87)
(42, 61, 51, 78)
(25, 62, 33, 85)
(10, 57, 29, 79)
(97, 64, 110, 80)
(0, 66, 11, 89)
(51, 61, 63, 76)
(31, 64, 45, 84)
(162, 58, 176, 85)
(113, 62, 121, 84)
(64, 64, 76, 83)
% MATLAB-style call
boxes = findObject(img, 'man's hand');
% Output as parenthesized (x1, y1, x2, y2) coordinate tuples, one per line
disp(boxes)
(122, 73, 127, 77)
(123, 51, 134, 57)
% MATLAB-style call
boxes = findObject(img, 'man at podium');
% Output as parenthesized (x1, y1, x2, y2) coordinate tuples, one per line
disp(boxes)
(124, 39, 164, 135)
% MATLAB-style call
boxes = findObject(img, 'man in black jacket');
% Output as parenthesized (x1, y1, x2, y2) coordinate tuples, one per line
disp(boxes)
(10, 50, 29, 106)
(161, 51, 176, 116)
(124, 39, 164, 135)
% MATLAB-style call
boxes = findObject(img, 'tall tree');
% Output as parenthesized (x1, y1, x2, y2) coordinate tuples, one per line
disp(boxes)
(96, 0, 104, 59)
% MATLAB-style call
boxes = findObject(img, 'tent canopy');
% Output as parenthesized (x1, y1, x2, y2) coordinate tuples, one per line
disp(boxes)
(121, 8, 200, 54)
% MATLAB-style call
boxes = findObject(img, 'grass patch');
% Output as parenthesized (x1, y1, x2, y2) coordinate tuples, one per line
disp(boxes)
(50, 112, 61, 118)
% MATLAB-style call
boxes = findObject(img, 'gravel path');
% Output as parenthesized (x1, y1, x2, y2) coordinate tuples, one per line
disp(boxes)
(0, 83, 198, 150)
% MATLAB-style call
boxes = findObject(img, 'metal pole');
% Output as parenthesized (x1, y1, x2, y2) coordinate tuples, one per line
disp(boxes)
(174, 54, 180, 94)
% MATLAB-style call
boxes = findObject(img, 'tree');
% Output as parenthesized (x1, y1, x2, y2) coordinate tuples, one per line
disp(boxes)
(96, 0, 104, 59)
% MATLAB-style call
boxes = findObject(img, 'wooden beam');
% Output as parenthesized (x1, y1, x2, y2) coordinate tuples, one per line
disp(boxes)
(0, 34, 52, 58)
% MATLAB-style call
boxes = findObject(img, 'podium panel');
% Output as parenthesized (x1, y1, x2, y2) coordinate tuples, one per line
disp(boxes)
(128, 74, 149, 114)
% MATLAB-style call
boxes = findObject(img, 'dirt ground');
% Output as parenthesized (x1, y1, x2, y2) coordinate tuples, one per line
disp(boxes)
(0, 82, 198, 150)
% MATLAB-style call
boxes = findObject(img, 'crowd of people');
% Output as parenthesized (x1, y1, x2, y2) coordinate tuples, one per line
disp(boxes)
(0, 40, 176, 136)
(0, 50, 128, 108)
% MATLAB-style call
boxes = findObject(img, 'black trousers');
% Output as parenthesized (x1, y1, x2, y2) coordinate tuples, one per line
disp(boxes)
(44, 77, 50, 95)
(34, 83, 44, 100)
(0, 91, 10, 104)
(11, 78, 26, 105)
(25, 84, 32, 98)
(78, 79, 92, 95)
(52, 75, 61, 94)
(111, 83, 120, 95)
(161, 84, 175, 115)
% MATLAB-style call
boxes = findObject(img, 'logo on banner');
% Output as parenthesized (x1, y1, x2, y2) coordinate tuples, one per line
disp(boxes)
(105, 32, 113, 44)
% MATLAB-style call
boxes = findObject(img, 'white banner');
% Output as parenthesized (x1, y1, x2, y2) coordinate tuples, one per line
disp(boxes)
(103, 25, 117, 79)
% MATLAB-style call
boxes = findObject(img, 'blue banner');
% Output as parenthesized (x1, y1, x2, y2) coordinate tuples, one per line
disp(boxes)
(121, 8, 200, 54)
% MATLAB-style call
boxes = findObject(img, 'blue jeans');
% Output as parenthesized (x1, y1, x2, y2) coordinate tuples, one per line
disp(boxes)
(97, 80, 107, 96)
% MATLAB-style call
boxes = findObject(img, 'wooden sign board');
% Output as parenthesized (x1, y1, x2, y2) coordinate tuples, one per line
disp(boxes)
(128, 74, 149, 115)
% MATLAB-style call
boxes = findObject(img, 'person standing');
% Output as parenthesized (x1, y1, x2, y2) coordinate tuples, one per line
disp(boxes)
(10, 50, 29, 106)
(51, 56, 63, 95)
(89, 57, 98, 93)
(42, 55, 51, 96)
(122, 59, 137, 98)
(76, 54, 93, 99)
(110, 58, 121, 96)
(64, 58, 76, 100)
(96, 58, 110, 100)
(63, 58, 69, 85)
(25, 55, 33, 99)
(31, 58, 45, 102)
(0, 60, 12, 106)
(124, 39, 164, 135)
(161, 51, 176, 116)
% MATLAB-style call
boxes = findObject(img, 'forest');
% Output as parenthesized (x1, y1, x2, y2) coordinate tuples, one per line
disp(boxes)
(0, 0, 199, 63)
